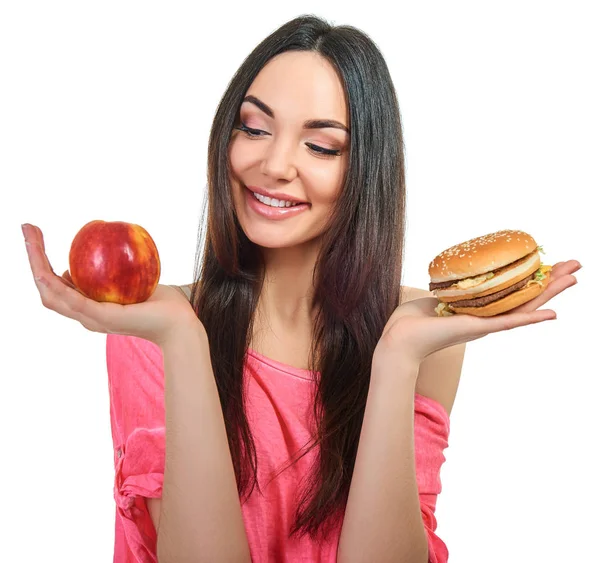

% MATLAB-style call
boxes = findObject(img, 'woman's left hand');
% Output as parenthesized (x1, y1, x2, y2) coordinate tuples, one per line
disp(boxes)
(375, 259, 581, 365)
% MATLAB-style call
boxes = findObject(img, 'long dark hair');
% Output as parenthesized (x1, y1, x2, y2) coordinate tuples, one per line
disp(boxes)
(189, 13, 406, 539)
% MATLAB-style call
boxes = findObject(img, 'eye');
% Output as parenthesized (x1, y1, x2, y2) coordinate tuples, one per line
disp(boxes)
(306, 143, 341, 157)
(235, 123, 265, 137)
(235, 122, 342, 158)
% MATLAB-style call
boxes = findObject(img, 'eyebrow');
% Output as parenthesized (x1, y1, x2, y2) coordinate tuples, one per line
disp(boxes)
(242, 95, 349, 134)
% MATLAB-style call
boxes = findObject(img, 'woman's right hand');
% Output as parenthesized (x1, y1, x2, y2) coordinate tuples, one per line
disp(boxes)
(23, 223, 202, 347)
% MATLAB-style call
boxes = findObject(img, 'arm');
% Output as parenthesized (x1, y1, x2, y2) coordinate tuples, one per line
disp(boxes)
(337, 356, 428, 563)
(156, 321, 251, 562)
(402, 286, 465, 416)
(337, 287, 465, 563)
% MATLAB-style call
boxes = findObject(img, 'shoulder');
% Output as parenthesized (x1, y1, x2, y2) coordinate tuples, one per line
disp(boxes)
(171, 283, 193, 300)
(399, 285, 466, 417)
(399, 284, 434, 303)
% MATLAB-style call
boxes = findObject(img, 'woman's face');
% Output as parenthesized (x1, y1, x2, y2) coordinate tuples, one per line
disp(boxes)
(229, 51, 350, 250)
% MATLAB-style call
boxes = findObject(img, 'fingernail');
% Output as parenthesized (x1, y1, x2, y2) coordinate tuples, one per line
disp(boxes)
(21, 224, 26, 237)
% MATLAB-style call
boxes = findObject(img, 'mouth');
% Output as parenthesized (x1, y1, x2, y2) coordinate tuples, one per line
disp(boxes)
(245, 185, 309, 206)
(243, 185, 311, 219)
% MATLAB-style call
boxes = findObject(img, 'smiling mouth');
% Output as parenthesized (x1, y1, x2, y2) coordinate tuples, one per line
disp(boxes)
(245, 186, 309, 208)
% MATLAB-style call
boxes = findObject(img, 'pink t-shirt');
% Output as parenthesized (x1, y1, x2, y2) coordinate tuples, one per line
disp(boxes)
(106, 334, 450, 563)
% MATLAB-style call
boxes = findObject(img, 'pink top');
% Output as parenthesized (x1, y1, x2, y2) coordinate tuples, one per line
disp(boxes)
(106, 334, 450, 563)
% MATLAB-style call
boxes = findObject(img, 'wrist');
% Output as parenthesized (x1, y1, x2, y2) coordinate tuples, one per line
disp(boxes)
(372, 345, 421, 384)
(158, 315, 208, 351)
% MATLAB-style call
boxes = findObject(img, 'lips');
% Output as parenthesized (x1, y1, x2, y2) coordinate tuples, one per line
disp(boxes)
(246, 185, 308, 205)
(244, 185, 310, 220)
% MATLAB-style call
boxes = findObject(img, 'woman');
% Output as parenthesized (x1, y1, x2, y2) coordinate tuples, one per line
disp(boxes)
(23, 14, 580, 563)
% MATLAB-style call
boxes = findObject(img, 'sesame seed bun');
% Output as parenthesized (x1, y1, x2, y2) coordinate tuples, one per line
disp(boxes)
(428, 229, 552, 317)
(428, 229, 539, 282)
(448, 273, 550, 317)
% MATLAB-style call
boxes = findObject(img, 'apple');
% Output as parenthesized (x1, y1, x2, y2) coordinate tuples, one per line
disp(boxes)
(68, 220, 161, 304)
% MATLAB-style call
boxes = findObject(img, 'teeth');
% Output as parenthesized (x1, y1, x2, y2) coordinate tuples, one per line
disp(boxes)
(253, 192, 299, 208)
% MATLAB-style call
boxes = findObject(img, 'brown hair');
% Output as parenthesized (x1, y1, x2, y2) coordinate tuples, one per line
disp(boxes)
(189, 13, 406, 540)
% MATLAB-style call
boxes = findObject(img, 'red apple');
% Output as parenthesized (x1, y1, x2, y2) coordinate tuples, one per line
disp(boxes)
(68, 220, 161, 304)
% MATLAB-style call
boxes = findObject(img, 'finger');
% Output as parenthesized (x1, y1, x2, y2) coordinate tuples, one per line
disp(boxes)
(35, 224, 46, 252)
(37, 226, 57, 274)
(514, 274, 577, 313)
(549, 260, 581, 280)
(60, 270, 78, 291)
(484, 308, 557, 334)
(23, 224, 56, 276)
(24, 224, 47, 253)
(24, 234, 54, 286)
(24, 232, 90, 316)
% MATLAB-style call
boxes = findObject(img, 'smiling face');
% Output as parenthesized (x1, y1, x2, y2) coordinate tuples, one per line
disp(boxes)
(229, 51, 350, 251)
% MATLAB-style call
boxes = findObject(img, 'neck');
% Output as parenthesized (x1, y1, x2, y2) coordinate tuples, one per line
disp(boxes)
(257, 241, 320, 328)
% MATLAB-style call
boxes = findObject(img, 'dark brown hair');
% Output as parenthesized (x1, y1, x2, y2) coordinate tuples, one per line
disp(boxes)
(189, 13, 406, 540)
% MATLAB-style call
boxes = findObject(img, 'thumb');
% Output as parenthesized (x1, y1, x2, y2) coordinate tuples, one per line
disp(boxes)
(60, 270, 77, 290)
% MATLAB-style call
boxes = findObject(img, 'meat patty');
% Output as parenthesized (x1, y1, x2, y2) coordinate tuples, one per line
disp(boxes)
(430, 278, 458, 291)
(447, 273, 536, 308)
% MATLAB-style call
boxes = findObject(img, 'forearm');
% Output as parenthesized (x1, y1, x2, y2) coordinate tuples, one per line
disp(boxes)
(157, 321, 251, 562)
(337, 354, 428, 563)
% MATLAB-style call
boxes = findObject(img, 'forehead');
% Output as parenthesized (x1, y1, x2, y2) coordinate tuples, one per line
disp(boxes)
(244, 51, 348, 122)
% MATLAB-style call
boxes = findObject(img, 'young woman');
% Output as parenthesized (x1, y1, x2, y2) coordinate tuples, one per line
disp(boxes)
(23, 14, 580, 563)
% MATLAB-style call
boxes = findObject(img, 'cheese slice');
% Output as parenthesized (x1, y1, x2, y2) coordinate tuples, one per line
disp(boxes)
(454, 272, 495, 290)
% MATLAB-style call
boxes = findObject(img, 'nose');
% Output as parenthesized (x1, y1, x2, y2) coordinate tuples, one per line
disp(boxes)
(259, 136, 298, 182)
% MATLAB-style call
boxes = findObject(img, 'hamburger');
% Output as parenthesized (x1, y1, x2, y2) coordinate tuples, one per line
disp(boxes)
(428, 230, 552, 317)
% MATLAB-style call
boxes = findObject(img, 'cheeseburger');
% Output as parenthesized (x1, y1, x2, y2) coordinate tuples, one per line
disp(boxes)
(429, 229, 552, 317)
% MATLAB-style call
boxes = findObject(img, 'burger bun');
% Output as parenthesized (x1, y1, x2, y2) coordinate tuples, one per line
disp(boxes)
(429, 230, 539, 283)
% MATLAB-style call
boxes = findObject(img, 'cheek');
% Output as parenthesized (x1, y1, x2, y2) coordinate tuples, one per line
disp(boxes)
(229, 139, 242, 178)
(228, 138, 251, 177)
(306, 162, 346, 203)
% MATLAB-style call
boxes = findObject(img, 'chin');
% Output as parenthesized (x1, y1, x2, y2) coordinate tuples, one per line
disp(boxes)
(244, 227, 315, 250)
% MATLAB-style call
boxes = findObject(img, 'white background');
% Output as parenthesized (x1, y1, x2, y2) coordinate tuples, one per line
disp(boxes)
(2, 1, 597, 561)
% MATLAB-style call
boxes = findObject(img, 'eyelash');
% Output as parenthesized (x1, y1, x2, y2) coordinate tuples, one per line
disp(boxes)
(235, 123, 342, 157)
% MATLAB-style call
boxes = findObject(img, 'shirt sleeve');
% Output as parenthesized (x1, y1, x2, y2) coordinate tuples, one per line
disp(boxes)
(414, 393, 451, 563)
(106, 334, 166, 562)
